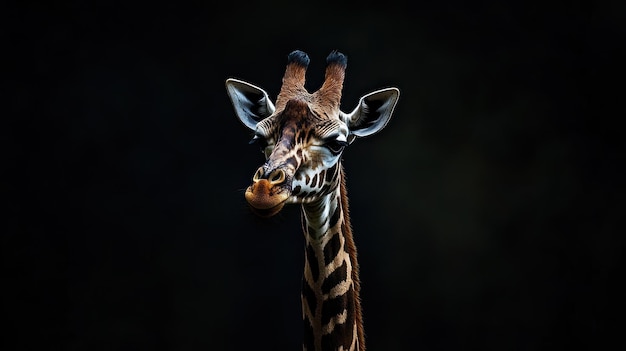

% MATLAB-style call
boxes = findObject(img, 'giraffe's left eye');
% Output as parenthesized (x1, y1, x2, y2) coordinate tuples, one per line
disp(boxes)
(324, 139, 348, 155)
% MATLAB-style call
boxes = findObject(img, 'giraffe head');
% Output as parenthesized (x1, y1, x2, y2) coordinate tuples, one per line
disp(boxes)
(226, 50, 399, 217)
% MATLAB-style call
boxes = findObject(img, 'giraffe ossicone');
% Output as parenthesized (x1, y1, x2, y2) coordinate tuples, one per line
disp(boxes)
(226, 50, 399, 351)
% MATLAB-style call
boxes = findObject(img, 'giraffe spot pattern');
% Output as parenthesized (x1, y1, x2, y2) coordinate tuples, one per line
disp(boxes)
(328, 202, 341, 229)
(302, 278, 317, 313)
(321, 259, 348, 295)
(323, 232, 341, 266)
(320, 285, 356, 350)
(318, 169, 326, 187)
(325, 164, 337, 183)
(302, 215, 356, 350)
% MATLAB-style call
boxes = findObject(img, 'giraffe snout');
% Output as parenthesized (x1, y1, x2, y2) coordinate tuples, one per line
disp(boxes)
(245, 166, 291, 217)
(252, 167, 286, 185)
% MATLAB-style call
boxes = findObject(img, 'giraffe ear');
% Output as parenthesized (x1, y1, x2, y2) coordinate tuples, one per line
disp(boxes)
(225, 78, 276, 130)
(342, 87, 399, 143)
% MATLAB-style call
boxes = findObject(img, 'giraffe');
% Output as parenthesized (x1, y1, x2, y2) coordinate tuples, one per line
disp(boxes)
(225, 50, 399, 351)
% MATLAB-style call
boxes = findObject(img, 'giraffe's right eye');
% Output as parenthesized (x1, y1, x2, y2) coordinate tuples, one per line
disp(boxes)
(324, 139, 348, 155)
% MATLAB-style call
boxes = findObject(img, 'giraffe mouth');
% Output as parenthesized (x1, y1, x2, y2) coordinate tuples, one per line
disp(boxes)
(245, 179, 290, 218)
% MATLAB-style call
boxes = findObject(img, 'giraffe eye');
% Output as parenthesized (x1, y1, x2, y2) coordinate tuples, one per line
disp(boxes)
(324, 139, 348, 155)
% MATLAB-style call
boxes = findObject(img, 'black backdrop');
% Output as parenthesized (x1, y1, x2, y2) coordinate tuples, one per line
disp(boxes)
(5, 1, 623, 350)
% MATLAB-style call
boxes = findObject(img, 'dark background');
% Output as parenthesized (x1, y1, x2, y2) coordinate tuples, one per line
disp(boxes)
(5, 1, 623, 350)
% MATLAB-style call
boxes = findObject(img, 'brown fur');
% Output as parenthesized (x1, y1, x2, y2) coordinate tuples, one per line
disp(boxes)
(315, 62, 346, 111)
(276, 62, 309, 111)
(276, 59, 347, 123)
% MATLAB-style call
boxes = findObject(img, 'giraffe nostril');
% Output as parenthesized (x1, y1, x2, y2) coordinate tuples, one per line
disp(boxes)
(269, 169, 286, 185)
(252, 167, 263, 182)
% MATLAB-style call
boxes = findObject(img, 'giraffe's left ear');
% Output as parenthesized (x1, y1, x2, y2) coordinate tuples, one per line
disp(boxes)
(226, 78, 276, 130)
(342, 88, 400, 143)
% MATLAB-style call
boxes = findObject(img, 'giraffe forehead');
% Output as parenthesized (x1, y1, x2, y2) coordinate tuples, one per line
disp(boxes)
(265, 110, 346, 142)
(314, 119, 348, 139)
(279, 118, 346, 140)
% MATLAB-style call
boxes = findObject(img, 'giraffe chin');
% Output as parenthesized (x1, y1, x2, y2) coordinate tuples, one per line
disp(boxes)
(244, 180, 290, 218)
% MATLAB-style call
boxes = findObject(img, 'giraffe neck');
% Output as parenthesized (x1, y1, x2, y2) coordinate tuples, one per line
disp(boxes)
(300, 168, 364, 351)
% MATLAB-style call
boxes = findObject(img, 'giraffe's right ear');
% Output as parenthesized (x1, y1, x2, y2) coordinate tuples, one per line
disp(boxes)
(225, 78, 276, 130)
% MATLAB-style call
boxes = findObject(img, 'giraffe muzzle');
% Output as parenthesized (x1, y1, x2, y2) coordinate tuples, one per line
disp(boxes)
(245, 167, 291, 217)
